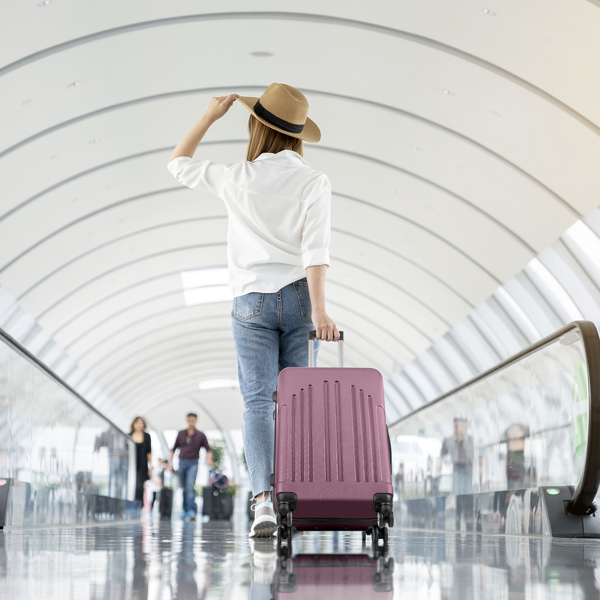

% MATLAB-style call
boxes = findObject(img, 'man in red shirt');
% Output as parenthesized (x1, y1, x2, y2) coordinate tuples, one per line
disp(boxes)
(169, 413, 213, 520)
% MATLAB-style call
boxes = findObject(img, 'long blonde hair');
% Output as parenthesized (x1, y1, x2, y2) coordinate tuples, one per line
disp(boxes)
(246, 114, 303, 162)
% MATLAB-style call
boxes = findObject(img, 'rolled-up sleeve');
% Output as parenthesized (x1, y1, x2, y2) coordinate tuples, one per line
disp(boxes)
(301, 176, 331, 268)
(167, 155, 234, 198)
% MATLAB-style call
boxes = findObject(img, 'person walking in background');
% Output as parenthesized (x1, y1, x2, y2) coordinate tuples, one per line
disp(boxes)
(167, 83, 339, 538)
(130, 417, 152, 504)
(439, 417, 473, 495)
(94, 426, 129, 499)
(149, 459, 169, 512)
(169, 413, 213, 521)
(504, 423, 531, 489)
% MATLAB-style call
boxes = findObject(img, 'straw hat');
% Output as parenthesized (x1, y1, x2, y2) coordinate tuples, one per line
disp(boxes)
(237, 83, 321, 143)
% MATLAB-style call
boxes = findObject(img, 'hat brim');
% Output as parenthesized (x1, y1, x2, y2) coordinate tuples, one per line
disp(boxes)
(236, 96, 321, 143)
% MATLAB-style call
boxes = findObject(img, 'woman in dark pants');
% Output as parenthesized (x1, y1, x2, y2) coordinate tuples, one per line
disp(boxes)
(130, 416, 152, 504)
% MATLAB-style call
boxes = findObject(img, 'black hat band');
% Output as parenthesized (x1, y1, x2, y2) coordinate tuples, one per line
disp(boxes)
(253, 99, 305, 134)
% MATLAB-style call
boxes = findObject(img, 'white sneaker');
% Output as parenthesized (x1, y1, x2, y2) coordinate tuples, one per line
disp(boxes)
(249, 500, 278, 538)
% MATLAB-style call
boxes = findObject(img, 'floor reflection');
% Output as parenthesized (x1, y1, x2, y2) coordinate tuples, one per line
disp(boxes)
(1, 515, 600, 599)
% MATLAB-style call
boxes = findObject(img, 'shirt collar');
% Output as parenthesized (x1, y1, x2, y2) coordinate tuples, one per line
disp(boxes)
(253, 149, 310, 167)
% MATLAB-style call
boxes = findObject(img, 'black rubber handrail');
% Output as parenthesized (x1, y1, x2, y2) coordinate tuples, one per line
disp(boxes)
(388, 321, 600, 513)
(0, 326, 132, 442)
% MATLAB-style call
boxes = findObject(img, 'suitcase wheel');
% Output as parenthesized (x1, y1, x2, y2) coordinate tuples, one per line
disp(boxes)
(371, 526, 379, 547)
(371, 520, 389, 552)
(276, 524, 293, 558)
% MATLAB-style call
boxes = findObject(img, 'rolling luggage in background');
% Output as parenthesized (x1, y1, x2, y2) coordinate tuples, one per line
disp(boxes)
(202, 472, 234, 520)
(272, 332, 394, 554)
(273, 554, 394, 598)
(202, 485, 234, 520)
(159, 487, 173, 519)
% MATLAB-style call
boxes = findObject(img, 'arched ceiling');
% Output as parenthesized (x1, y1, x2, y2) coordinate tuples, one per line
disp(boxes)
(1, 1, 600, 431)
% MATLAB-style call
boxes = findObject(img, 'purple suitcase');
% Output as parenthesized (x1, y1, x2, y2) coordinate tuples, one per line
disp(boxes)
(272, 331, 394, 552)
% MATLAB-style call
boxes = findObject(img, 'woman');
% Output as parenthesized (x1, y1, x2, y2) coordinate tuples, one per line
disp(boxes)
(130, 416, 152, 504)
(167, 83, 340, 538)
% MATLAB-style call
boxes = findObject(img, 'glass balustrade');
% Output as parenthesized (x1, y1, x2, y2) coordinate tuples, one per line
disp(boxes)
(388, 322, 600, 509)
(0, 329, 136, 526)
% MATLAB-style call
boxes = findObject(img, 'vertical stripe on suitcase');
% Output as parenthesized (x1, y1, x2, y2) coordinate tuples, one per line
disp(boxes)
(351, 385, 361, 483)
(360, 389, 370, 482)
(334, 380, 344, 482)
(308, 385, 313, 482)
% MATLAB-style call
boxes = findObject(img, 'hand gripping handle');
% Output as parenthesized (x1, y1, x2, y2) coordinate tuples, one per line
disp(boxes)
(307, 330, 344, 368)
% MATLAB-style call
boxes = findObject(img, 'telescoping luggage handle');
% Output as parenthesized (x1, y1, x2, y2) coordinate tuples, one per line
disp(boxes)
(307, 330, 344, 368)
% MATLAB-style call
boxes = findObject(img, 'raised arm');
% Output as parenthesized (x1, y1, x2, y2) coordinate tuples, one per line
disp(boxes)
(167, 94, 239, 165)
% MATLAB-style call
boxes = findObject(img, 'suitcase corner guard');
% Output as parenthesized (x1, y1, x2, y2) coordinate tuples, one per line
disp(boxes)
(276, 492, 298, 517)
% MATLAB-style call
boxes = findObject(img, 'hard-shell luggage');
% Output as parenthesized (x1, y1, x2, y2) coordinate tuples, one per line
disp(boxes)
(202, 485, 234, 520)
(159, 487, 173, 518)
(271, 331, 394, 553)
(273, 554, 394, 598)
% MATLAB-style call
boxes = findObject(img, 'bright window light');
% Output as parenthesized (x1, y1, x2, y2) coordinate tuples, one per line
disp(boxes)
(181, 267, 228, 289)
(527, 258, 583, 321)
(183, 286, 232, 306)
(181, 268, 232, 306)
(199, 378, 240, 391)
(494, 287, 540, 340)
(565, 221, 600, 271)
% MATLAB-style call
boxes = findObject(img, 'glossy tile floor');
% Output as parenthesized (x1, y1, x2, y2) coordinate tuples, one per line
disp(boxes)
(2, 514, 600, 599)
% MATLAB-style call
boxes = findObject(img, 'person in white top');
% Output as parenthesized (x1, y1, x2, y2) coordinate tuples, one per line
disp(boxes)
(167, 83, 340, 538)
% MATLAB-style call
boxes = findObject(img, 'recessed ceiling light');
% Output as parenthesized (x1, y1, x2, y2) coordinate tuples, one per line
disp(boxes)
(482, 8, 496, 15)
(38, 0, 51, 5)
(443, 89, 454, 96)
(250, 51, 274, 57)
(413, 146, 425, 152)
(89, 138, 100, 144)
(181, 268, 231, 306)
(68, 81, 81, 87)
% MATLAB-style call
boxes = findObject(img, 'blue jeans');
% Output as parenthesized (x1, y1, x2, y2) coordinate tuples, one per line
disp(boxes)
(178, 459, 199, 513)
(232, 278, 320, 499)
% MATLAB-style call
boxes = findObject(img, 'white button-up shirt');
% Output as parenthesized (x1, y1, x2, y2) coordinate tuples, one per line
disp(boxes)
(167, 149, 331, 298)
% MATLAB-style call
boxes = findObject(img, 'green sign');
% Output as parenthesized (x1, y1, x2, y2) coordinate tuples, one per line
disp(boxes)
(572, 360, 589, 457)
